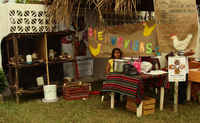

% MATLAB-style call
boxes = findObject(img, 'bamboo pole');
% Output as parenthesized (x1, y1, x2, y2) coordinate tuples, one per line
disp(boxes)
(44, 33, 50, 85)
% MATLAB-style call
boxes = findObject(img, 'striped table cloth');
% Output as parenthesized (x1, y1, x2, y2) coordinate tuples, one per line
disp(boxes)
(102, 73, 168, 105)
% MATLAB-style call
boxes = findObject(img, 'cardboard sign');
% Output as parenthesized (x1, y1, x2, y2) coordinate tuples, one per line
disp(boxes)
(88, 21, 160, 57)
(154, 0, 198, 53)
(168, 56, 187, 82)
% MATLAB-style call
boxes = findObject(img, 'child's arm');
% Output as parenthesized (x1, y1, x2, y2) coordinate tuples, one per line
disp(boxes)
(106, 62, 111, 74)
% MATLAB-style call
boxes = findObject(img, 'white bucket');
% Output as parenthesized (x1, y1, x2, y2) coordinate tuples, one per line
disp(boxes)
(43, 85, 58, 102)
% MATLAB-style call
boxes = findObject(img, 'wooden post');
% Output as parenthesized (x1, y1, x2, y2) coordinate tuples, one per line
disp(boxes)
(110, 92, 115, 109)
(160, 87, 165, 111)
(174, 80, 179, 112)
(44, 33, 50, 85)
(187, 81, 191, 101)
(13, 36, 20, 104)
(136, 102, 143, 117)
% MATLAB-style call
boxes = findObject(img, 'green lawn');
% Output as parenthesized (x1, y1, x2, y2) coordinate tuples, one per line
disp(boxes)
(1, 95, 200, 123)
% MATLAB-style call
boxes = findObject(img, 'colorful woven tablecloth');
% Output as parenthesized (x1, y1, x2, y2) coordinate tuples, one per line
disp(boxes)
(102, 73, 168, 105)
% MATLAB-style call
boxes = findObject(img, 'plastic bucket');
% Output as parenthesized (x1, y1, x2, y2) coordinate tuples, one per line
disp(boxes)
(43, 85, 57, 101)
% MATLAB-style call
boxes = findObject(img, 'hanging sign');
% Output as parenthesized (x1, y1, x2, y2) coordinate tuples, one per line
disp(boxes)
(168, 56, 187, 82)
(88, 21, 160, 57)
(154, 0, 198, 53)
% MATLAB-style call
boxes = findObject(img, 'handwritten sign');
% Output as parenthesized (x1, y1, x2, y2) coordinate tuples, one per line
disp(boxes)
(168, 56, 187, 82)
(88, 22, 160, 57)
(154, 0, 198, 53)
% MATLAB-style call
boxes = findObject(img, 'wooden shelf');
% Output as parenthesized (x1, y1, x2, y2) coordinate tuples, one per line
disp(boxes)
(16, 87, 43, 94)
(4, 31, 76, 103)
(48, 59, 74, 64)
(8, 62, 45, 68)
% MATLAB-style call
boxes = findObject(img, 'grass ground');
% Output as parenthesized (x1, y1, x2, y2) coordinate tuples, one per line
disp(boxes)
(0, 95, 200, 123)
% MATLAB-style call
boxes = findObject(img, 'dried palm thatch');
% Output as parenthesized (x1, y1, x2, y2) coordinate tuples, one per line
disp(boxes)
(45, 0, 138, 28)
(45, 0, 77, 29)
(114, 0, 137, 15)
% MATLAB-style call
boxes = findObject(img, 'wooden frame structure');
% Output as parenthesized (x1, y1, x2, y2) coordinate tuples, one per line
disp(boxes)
(3, 31, 76, 103)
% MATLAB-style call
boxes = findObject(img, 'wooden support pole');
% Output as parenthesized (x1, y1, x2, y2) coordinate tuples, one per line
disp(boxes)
(174, 81, 179, 112)
(136, 102, 143, 117)
(187, 81, 191, 101)
(13, 36, 20, 104)
(44, 33, 50, 85)
(160, 87, 165, 111)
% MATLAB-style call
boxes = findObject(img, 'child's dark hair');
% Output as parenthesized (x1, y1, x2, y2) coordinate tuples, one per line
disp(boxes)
(110, 48, 122, 59)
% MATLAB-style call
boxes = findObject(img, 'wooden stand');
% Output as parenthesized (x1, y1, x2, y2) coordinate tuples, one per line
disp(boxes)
(4, 31, 76, 103)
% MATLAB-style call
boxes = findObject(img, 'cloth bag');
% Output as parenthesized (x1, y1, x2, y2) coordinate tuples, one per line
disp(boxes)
(123, 64, 139, 75)
(133, 58, 141, 73)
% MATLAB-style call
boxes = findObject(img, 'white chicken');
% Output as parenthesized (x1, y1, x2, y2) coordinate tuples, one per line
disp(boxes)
(171, 34, 193, 51)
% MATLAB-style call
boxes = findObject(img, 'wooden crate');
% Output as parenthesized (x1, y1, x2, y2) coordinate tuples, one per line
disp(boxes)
(189, 70, 200, 83)
(63, 82, 89, 100)
(126, 96, 156, 115)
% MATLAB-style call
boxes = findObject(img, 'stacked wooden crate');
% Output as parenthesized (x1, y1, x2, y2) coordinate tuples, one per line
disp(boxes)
(63, 82, 89, 100)
(126, 96, 156, 115)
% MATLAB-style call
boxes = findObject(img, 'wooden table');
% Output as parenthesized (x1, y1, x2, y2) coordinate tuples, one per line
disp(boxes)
(187, 69, 200, 101)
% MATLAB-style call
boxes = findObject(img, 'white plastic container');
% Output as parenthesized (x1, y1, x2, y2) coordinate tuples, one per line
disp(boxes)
(42, 85, 58, 103)
(26, 54, 32, 64)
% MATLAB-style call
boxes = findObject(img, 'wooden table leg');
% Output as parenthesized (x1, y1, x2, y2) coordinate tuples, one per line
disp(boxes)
(174, 81, 179, 112)
(160, 87, 165, 111)
(101, 95, 104, 103)
(136, 102, 143, 117)
(155, 88, 158, 96)
(110, 92, 115, 109)
(187, 82, 191, 101)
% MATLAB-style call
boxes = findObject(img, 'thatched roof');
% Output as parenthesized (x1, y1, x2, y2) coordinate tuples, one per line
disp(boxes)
(45, 0, 154, 29)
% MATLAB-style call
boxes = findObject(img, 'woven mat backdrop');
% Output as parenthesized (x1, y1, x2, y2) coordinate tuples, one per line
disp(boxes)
(154, 0, 198, 53)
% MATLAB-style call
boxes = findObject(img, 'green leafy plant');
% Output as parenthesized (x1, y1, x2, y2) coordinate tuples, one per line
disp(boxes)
(0, 69, 8, 93)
